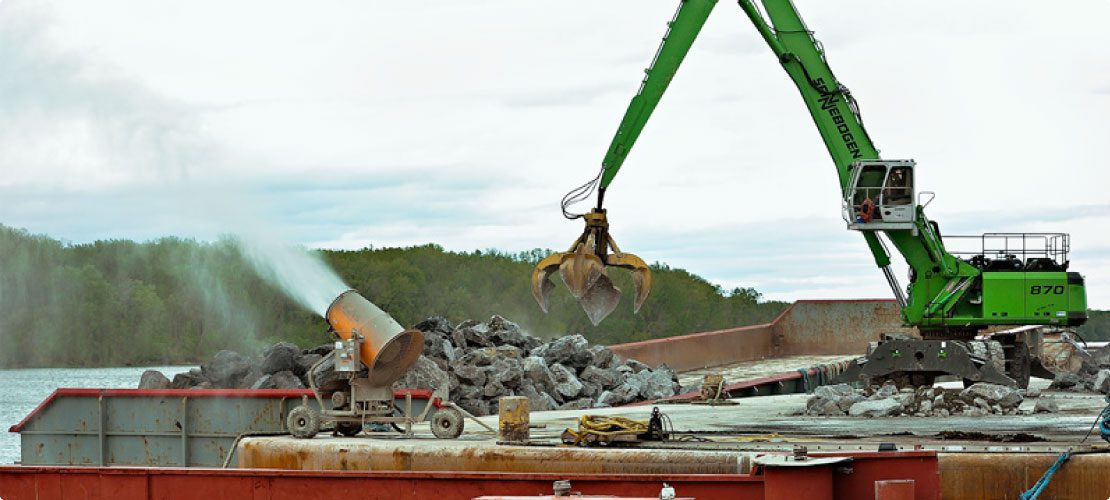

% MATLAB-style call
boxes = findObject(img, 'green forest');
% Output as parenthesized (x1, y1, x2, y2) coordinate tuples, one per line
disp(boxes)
(0, 225, 788, 368)
(2, 224, 1107, 369)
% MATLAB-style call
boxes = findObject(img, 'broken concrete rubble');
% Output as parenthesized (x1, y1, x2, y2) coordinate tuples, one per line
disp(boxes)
(1049, 364, 1110, 395)
(151, 314, 679, 417)
(806, 382, 1036, 417)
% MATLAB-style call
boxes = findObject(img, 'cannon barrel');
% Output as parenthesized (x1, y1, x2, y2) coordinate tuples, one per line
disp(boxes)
(325, 290, 424, 386)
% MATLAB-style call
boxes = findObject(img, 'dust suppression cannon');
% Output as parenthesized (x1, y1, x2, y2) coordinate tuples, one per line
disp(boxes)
(286, 290, 465, 439)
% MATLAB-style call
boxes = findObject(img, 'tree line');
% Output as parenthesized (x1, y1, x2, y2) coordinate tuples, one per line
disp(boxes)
(3, 224, 1106, 369)
(0, 225, 789, 368)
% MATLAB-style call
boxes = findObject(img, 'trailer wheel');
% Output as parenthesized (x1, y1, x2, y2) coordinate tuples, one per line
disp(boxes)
(287, 405, 320, 439)
(430, 407, 464, 439)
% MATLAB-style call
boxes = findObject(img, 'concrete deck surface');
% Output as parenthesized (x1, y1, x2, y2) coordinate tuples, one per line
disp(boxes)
(242, 377, 1110, 462)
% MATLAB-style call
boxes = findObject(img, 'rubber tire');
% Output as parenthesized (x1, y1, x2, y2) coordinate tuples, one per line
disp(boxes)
(287, 405, 320, 439)
(335, 421, 361, 437)
(430, 407, 464, 439)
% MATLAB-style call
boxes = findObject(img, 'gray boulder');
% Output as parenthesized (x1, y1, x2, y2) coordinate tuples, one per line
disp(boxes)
(420, 329, 451, 363)
(961, 383, 1023, 409)
(394, 355, 450, 391)
(456, 320, 494, 348)
(456, 398, 489, 417)
(579, 366, 619, 389)
(535, 335, 592, 369)
(519, 384, 559, 411)
(455, 384, 481, 402)
(171, 368, 208, 389)
(1093, 369, 1110, 394)
(252, 370, 305, 390)
(815, 383, 859, 400)
(557, 397, 595, 411)
(590, 345, 617, 369)
(259, 342, 299, 375)
(451, 362, 489, 388)
(869, 383, 898, 400)
(849, 398, 904, 417)
(202, 350, 253, 387)
(482, 379, 511, 399)
(579, 380, 603, 400)
(837, 394, 866, 412)
(487, 315, 533, 349)
(639, 368, 678, 400)
(490, 357, 524, 389)
(812, 384, 865, 412)
(237, 366, 265, 389)
(458, 347, 505, 367)
(806, 396, 845, 416)
(523, 356, 556, 392)
(1034, 398, 1059, 413)
(622, 359, 651, 374)
(415, 316, 454, 336)
(139, 370, 172, 389)
(294, 353, 323, 377)
(1050, 372, 1081, 389)
(550, 363, 584, 401)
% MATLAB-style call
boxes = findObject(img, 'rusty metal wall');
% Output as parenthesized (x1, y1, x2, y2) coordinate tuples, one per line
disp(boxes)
(938, 452, 1110, 500)
(11, 389, 312, 467)
(608, 324, 774, 372)
(0, 450, 941, 500)
(772, 300, 910, 356)
(609, 300, 907, 371)
(237, 438, 748, 474)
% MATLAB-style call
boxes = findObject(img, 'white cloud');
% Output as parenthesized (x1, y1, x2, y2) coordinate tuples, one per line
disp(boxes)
(1, 0, 1108, 307)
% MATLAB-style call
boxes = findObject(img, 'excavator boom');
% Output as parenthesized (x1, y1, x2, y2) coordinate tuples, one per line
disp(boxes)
(533, 0, 1088, 388)
(532, 0, 717, 325)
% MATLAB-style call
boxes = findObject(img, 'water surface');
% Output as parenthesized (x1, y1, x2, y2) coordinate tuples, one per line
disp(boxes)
(0, 365, 191, 464)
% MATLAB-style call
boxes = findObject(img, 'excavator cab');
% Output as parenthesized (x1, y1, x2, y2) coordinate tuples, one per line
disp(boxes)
(845, 159, 918, 231)
(531, 209, 652, 326)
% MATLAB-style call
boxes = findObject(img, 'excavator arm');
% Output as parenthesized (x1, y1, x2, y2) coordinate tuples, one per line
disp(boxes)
(736, 0, 1086, 335)
(534, 0, 1088, 346)
(532, 0, 718, 325)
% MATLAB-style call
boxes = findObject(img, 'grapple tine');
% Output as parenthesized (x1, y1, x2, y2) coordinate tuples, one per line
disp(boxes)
(630, 266, 652, 313)
(579, 272, 622, 326)
(606, 249, 653, 313)
(559, 238, 606, 300)
(531, 253, 565, 313)
(531, 208, 650, 324)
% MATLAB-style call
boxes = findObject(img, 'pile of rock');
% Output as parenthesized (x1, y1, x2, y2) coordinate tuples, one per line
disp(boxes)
(139, 342, 324, 391)
(140, 315, 682, 417)
(395, 315, 681, 416)
(805, 382, 1034, 418)
(1050, 368, 1110, 394)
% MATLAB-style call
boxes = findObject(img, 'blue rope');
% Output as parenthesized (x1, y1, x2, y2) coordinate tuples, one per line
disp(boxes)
(1019, 451, 1070, 500)
(1021, 396, 1110, 499)
(797, 369, 810, 393)
(1099, 403, 1110, 443)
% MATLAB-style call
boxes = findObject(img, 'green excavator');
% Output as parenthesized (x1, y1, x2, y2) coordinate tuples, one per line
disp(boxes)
(532, 0, 1088, 388)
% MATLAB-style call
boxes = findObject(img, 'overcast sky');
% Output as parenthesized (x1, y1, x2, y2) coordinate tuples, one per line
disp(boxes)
(1, 0, 1108, 307)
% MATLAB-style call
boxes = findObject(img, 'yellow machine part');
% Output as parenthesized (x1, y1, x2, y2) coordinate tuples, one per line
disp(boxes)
(531, 210, 652, 326)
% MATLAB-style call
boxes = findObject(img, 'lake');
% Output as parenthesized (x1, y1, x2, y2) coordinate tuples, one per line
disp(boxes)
(0, 365, 192, 465)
